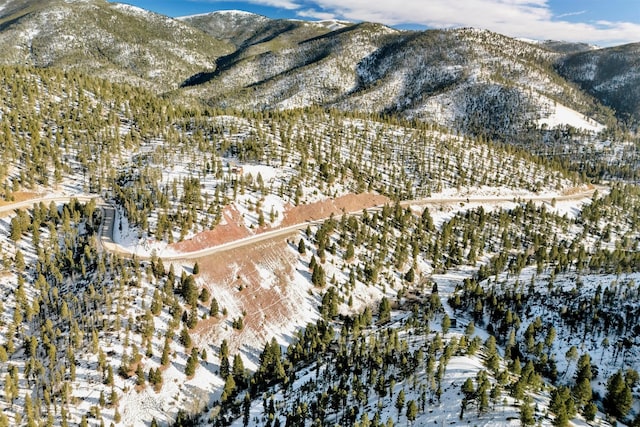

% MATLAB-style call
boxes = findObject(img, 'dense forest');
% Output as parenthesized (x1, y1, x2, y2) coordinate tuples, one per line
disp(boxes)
(0, 61, 638, 427)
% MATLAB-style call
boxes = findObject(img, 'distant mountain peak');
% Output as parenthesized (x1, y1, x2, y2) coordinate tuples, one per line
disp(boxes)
(177, 9, 265, 20)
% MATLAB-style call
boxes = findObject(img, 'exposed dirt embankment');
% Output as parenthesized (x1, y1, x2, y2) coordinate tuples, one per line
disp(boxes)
(170, 193, 390, 253)
(0, 192, 42, 216)
(280, 193, 390, 226)
(190, 239, 315, 356)
(170, 205, 250, 253)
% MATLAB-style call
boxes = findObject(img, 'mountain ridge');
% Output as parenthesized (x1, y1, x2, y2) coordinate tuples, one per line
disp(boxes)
(0, 0, 636, 132)
(0, 3, 639, 426)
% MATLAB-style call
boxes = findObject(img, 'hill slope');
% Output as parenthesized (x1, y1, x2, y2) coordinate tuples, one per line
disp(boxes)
(0, 1, 633, 135)
(179, 20, 615, 140)
(0, 0, 232, 90)
(557, 42, 640, 127)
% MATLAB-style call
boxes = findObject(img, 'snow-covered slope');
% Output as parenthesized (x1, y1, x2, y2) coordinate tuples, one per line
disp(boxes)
(181, 24, 612, 140)
(557, 42, 640, 126)
(0, 0, 232, 90)
(537, 102, 605, 132)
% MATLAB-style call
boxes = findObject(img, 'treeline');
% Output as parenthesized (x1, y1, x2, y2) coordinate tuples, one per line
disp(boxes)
(0, 65, 583, 244)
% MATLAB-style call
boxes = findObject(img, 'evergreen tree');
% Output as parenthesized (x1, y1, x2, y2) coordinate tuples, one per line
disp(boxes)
(161, 338, 171, 366)
(378, 297, 391, 324)
(185, 348, 199, 377)
(395, 390, 405, 422)
(406, 400, 418, 426)
(604, 370, 632, 420)
(583, 401, 597, 422)
(210, 297, 219, 317)
(442, 314, 451, 334)
(253, 338, 286, 392)
(243, 393, 251, 427)
(460, 377, 475, 419)
(219, 339, 230, 379)
(550, 386, 575, 427)
(520, 395, 535, 426)
(221, 374, 236, 404)
(136, 364, 145, 386)
(233, 354, 246, 389)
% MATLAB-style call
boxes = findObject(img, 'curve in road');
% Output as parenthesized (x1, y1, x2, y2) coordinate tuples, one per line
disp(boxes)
(1, 188, 598, 262)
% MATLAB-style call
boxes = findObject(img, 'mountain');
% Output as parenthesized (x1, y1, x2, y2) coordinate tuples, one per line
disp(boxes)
(0, 0, 635, 135)
(178, 10, 349, 89)
(0, 64, 600, 426)
(0, 0, 232, 90)
(556, 42, 640, 127)
(0, 4, 639, 426)
(178, 18, 616, 140)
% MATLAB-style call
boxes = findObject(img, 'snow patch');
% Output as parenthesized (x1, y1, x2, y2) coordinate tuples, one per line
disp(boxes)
(538, 102, 605, 132)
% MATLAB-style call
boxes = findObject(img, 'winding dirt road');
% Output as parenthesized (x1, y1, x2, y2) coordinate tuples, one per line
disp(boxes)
(1, 188, 598, 261)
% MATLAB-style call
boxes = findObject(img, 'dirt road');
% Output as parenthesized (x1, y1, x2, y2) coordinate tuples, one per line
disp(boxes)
(1, 188, 598, 261)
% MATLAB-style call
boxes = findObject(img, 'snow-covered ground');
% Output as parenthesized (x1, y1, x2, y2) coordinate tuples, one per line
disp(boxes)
(538, 102, 605, 132)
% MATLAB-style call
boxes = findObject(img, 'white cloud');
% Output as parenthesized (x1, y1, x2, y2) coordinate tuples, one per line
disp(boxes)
(297, 9, 338, 20)
(273, 0, 639, 45)
(555, 10, 587, 19)
(197, 0, 302, 10)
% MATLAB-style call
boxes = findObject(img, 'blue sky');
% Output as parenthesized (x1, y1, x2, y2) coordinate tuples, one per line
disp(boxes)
(116, 0, 640, 46)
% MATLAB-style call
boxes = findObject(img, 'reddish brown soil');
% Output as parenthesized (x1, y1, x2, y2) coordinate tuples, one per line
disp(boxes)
(0, 192, 42, 206)
(280, 193, 390, 227)
(170, 193, 390, 253)
(170, 205, 250, 253)
(191, 238, 302, 354)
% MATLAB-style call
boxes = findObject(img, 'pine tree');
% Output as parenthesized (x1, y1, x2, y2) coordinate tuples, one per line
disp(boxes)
(233, 354, 246, 389)
(572, 377, 592, 409)
(406, 400, 418, 426)
(520, 395, 535, 426)
(185, 348, 199, 377)
(550, 386, 575, 427)
(161, 338, 171, 366)
(395, 389, 405, 422)
(378, 297, 391, 324)
(179, 327, 191, 348)
(136, 364, 145, 386)
(220, 339, 230, 379)
(460, 377, 475, 419)
(442, 314, 451, 334)
(243, 392, 251, 427)
(476, 372, 490, 413)
(199, 287, 210, 303)
(253, 338, 286, 392)
(105, 365, 114, 386)
(311, 264, 325, 287)
(210, 297, 219, 317)
(583, 401, 597, 422)
(345, 241, 354, 261)
(221, 374, 236, 403)
(604, 370, 632, 420)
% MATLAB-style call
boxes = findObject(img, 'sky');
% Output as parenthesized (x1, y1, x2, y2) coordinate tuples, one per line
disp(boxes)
(118, 0, 640, 46)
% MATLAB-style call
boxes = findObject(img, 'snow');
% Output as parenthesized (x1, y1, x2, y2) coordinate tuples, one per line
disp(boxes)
(111, 3, 154, 16)
(112, 206, 181, 258)
(517, 37, 542, 44)
(538, 102, 605, 132)
(314, 19, 352, 31)
(234, 193, 286, 230)
(177, 10, 262, 20)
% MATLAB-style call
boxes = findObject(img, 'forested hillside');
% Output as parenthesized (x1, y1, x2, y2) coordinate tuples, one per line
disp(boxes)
(0, 1, 638, 426)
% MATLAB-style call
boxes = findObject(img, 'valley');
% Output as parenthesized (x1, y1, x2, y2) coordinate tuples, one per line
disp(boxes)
(0, 1, 637, 427)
